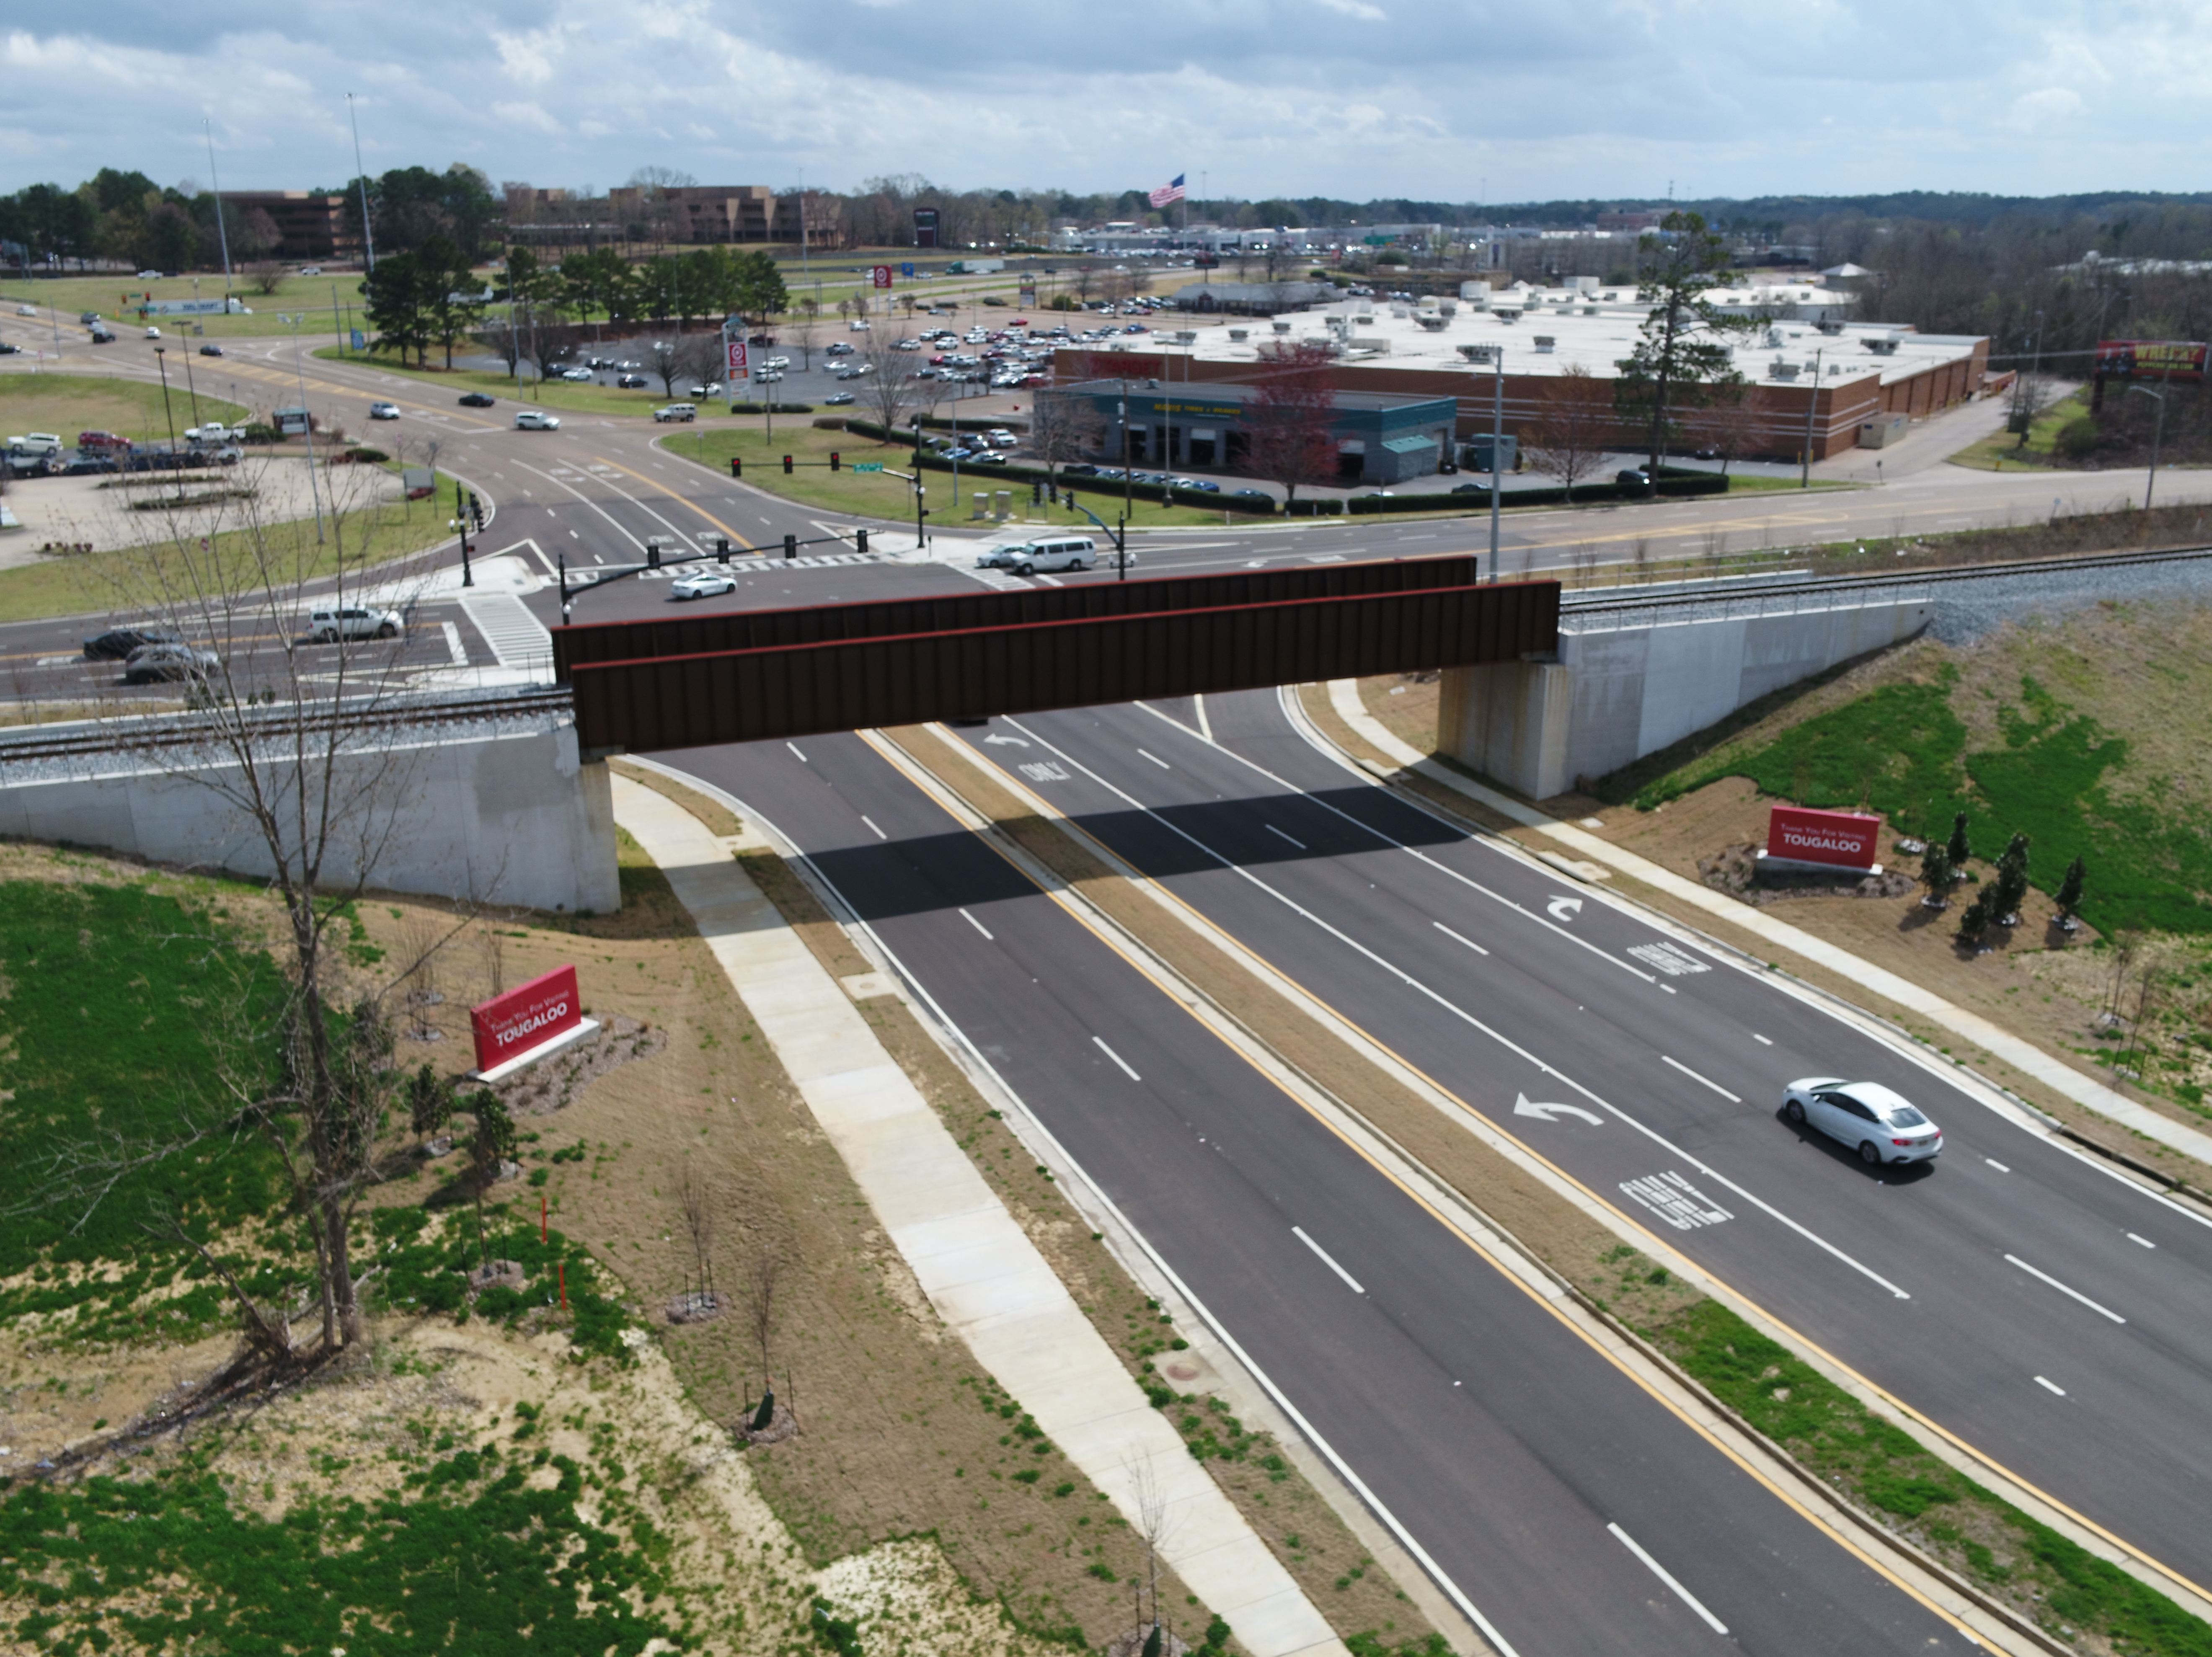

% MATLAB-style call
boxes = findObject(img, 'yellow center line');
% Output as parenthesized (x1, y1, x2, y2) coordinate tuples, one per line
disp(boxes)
(588, 452, 756, 552)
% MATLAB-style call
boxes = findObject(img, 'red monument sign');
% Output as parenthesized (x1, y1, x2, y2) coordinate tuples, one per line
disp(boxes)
(470, 965, 595, 1079)
(1762, 806, 1883, 875)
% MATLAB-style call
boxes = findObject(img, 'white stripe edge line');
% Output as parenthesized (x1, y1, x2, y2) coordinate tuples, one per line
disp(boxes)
(1266, 824, 1307, 849)
(1433, 922, 1489, 956)
(958, 907, 994, 941)
(1607, 1523, 1729, 1635)
(1661, 1054, 1743, 1104)
(1292, 1226, 1367, 1295)
(2004, 1254, 2126, 1323)
(2128, 1233, 2156, 1249)
(1093, 1036, 1141, 1082)
(1137, 748, 1171, 769)
(861, 815, 887, 840)
(1986, 1158, 2011, 1172)
(2035, 1375, 2068, 1396)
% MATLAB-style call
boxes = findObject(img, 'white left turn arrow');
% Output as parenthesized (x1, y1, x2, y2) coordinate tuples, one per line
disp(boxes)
(982, 734, 1031, 747)
(1547, 895, 1584, 921)
(1514, 1092, 1603, 1126)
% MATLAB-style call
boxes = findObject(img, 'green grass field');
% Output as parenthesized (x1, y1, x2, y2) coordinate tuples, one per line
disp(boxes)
(313, 345, 695, 420)
(0, 463, 461, 623)
(1947, 388, 2085, 472)
(0, 371, 250, 446)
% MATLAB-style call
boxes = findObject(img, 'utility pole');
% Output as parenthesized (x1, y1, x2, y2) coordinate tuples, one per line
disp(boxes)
(1799, 346, 1824, 488)
(152, 344, 184, 501)
(2129, 364, 2173, 510)
(276, 313, 327, 543)
(348, 93, 377, 272)
(203, 118, 233, 302)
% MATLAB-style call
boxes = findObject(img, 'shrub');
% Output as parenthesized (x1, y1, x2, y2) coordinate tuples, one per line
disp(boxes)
(343, 446, 389, 464)
(2055, 416, 2101, 459)
(811, 417, 848, 430)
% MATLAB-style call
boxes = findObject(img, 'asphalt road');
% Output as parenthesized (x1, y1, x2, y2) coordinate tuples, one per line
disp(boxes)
(663, 728, 1974, 1657)
(928, 689, 2212, 1604)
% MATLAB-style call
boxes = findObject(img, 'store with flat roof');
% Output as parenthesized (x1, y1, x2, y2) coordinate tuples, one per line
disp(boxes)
(1054, 379, 1460, 483)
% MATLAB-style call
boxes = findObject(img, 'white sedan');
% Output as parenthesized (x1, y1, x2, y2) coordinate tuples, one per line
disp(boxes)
(1782, 1077, 1943, 1167)
(515, 410, 561, 431)
(669, 571, 737, 600)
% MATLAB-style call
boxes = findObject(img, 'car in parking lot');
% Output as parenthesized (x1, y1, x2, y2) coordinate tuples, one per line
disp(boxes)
(84, 625, 181, 661)
(78, 430, 128, 451)
(823, 391, 855, 405)
(1782, 1078, 1943, 1167)
(368, 401, 401, 420)
(306, 606, 404, 641)
(617, 373, 649, 388)
(459, 392, 496, 407)
(670, 571, 737, 601)
(1231, 488, 1271, 501)
(1615, 467, 1650, 487)
(515, 409, 561, 430)
(121, 642, 220, 684)
(560, 367, 594, 382)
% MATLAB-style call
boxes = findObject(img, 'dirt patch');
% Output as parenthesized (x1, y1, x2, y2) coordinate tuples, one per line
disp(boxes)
(1696, 841, 1918, 903)
(611, 757, 746, 840)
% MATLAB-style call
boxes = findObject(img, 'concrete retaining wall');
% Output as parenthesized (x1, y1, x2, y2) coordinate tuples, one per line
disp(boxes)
(1438, 597, 1930, 800)
(0, 723, 620, 915)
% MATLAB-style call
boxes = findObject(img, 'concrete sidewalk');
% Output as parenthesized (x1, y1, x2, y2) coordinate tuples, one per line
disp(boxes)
(1324, 681, 2212, 1175)
(610, 774, 1347, 1657)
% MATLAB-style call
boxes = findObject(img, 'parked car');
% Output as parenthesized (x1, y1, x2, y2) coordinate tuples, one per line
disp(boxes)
(515, 410, 561, 431)
(823, 392, 856, 405)
(368, 401, 401, 421)
(84, 625, 181, 661)
(1615, 468, 1650, 487)
(1060, 463, 1100, 477)
(1782, 1079, 1943, 1167)
(305, 606, 403, 642)
(669, 572, 738, 600)
(616, 373, 649, 389)
(1231, 488, 1271, 500)
(561, 367, 593, 381)
(78, 430, 128, 451)
(458, 392, 496, 407)
(121, 643, 220, 684)
(1176, 479, 1220, 493)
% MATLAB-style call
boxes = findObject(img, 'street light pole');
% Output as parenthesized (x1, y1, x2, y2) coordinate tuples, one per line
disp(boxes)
(347, 93, 377, 272)
(2129, 365, 2172, 510)
(152, 344, 183, 500)
(450, 477, 474, 588)
(1799, 346, 1824, 488)
(179, 338, 203, 429)
(203, 117, 233, 303)
(276, 314, 327, 544)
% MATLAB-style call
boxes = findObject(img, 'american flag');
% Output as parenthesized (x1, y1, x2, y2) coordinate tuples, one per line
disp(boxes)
(1148, 174, 1186, 209)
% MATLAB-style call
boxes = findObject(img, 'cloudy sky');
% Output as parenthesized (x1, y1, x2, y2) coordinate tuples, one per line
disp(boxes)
(3, 0, 2199, 204)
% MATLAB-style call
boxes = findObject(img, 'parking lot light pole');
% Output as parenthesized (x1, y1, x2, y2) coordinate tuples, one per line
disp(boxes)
(276, 314, 326, 544)
(151, 344, 184, 501)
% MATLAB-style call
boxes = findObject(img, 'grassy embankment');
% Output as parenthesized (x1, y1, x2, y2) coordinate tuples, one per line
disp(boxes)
(1947, 388, 2088, 472)
(0, 372, 249, 447)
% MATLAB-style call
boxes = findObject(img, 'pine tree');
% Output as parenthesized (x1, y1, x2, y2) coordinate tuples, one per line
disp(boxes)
(2055, 855, 2087, 927)
(1993, 832, 2031, 922)
(1957, 889, 1992, 946)
(1946, 811, 1972, 871)
(1919, 842, 1953, 907)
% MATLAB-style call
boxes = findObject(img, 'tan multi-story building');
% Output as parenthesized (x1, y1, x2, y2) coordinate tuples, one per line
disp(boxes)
(606, 186, 844, 247)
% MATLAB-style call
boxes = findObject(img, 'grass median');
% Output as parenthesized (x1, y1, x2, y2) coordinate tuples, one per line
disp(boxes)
(309, 346, 697, 420)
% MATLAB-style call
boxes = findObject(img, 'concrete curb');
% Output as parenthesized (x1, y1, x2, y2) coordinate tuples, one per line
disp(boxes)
(607, 774, 1346, 1657)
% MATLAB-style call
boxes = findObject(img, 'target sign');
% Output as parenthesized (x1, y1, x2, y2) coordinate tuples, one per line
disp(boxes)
(725, 336, 750, 377)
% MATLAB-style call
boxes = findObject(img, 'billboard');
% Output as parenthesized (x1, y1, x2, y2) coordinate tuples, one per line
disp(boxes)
(1765, 806, 1881, 871)
(470, 964, 586, 1075)
(914, 206, 939, 249)
(2096, 340, 2208, 381)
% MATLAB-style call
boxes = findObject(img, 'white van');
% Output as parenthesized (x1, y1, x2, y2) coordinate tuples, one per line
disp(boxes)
(306, 606, 404, 642)
(979, 536, 1098, 575)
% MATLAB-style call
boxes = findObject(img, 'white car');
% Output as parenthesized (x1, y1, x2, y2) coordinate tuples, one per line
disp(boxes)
(305, 605, 404, 642)
(669, 572, 737, 600)
(561, 367, 593, 382)
(515, 410, 561, 431)
(654, 403, 697, 423)
(977, 535, 1097, 575)
(368, 401, 401, 420)
(144, 325, 162, 339)
(1782, 1078, 1943, 1167)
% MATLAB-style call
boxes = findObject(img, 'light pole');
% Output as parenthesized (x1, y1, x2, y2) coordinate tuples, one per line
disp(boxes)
(449, 477, 475, 588)
(275, 314, 327, 544)
(151, 344, 184, 499)
(2128, 365, 2172, 510)
(179, 336, 203, 429)
(348, 93, 377, 272)
(1466, 344, 1504, 581)
(203, 117, 233, 303)
(1798, 345, 1824, 488)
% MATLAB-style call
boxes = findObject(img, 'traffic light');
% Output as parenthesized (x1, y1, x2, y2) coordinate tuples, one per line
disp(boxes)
(469, 493, 484, 531)
(782, 454, 793, 474)
(783, 533, 797, 560)
(829, 451, 840, 471)
(855, 529, 868, 556)
(730, 457, 743, 479)
(646, 544, 661, 569)
(714, 536, 731, 564)
(1031, 480, 1042, 506)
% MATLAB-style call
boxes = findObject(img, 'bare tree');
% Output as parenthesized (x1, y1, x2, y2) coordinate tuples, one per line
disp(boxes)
(1028, 388, 1104, 488)
(791, 306, 820, 373)
(1522, 364, 1611, 503)
(245, 259, 286, 297)
(2008, 372, 2054, 447)
(1245, 341, 1341, 505)
(744, 1236, 784, 1398)
(677, 1154, 718, 1312)
(858, 328, 920, 435)
(673, 333, 722, 395)
(1691, 390, 1765, 475)
(476, 922, 507, 998)
(1126, 1450, 1177, 1647)
(646, 337, 685, 399)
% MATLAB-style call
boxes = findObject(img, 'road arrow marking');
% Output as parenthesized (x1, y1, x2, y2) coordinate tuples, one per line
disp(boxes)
(1514, 1092, 1603, 1126)
(1546, 895, 1583, 921)
(983, 734, 1030, 747)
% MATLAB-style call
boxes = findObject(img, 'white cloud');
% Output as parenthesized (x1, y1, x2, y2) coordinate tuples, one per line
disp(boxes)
(2011, 85, 2085, 127)
(1314, 0, 1388, 20)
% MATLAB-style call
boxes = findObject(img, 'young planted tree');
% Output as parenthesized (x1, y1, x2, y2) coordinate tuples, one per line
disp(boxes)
(408, 1063, 453, 1146)
(2054, 854, 2087, 932)
(1992, 832, 2032, 924)
(1244, 341, 1340, 506)
(1614, 210, 1753, 494)
(1918, 842, 1954, 908)
(1946, 811, 1972, 872)
(465, 1088, 517, 1270)
(677, 1154, 718, 1312)
(1956, 888, 1993, 948)
(858, 328, 921, 435)
(1523, 363, 1612, 503)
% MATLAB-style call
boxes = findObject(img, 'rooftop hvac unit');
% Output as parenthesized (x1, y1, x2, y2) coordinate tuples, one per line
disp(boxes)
(1533, 335, 1557, 353)
(1271, 319, 1292, 333)
(1437, 298, 1457, 317)
(1766, 326, 1786, 348)
(1390, 302, 1410, 318)
(1350, 335, 1390, 353)
(1494, 307, 1522, 323)
(1816, 318, 1845, 335)
(1770, 360, 1800, 380)
(1416, 314, 1449, 331)
(1864, 336, 1901, 355)
(1227, 327, 1249, 342)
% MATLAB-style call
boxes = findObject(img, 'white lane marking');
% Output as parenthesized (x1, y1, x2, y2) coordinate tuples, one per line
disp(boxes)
(2005, 1254, 2126, 1324)
(1545, 894, 1583, 922)
(1628, 940, 1711, 977)
(1292, 1226, 1367, 1294)
(2128, 1233, 2156, 1249)
(1607, 1523, 1729, 1635)
(1008, 711, 1906, 1296)
(1661, 1055, 1743, 1104)
(958, 907, 994, 940)
(1266, 824, 1306, 849)
(1434, 922, 1489, 956)
(1194, 694, 1213, 743)
(2035, 1375, 2068, 1396)
(1093, 1036, 1141, 1082)
(1620, 1172, 1733, 1231)
(1137, 748, 1171, 769)
(1514, 1094, 1602, 1126)
(786, 742, 807, 762)
(862, 814, 886, 840)
(1986, 1158, 2011, 1173)
(1752, 1033, 1773, 1046)
(440, 621, 467, 665)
